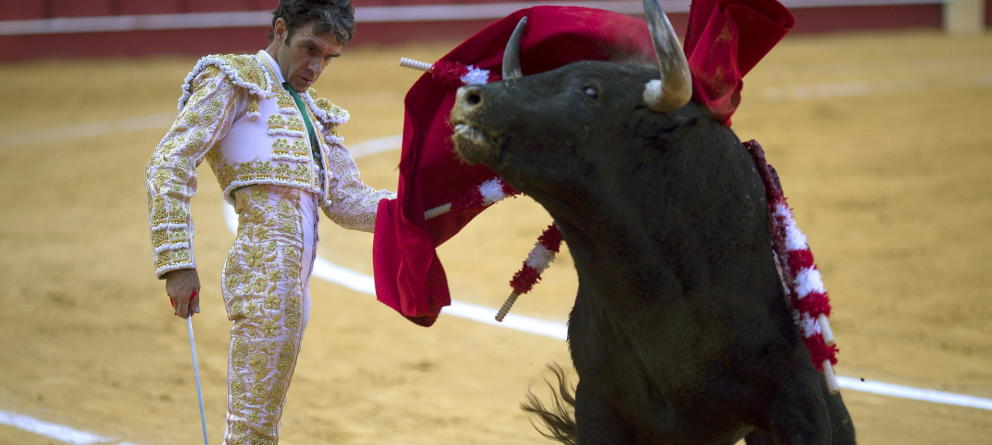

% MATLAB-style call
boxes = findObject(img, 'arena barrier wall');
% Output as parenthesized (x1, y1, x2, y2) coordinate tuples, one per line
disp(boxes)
(0, 0, 986, 61)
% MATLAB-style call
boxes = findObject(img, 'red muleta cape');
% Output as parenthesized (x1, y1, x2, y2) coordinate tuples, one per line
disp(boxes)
(372, 1, 794, 326)
(685, 0, 794, 125)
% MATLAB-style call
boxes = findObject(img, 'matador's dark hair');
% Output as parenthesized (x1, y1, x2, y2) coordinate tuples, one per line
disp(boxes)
(268, 0, 355, 45)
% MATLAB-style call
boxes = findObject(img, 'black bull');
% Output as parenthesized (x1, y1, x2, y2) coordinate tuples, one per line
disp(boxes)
(449, 60, 856, 443)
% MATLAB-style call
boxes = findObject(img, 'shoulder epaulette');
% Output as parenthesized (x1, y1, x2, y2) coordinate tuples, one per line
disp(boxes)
(303, 88, 350, 127)
(177, 53, 274, 111)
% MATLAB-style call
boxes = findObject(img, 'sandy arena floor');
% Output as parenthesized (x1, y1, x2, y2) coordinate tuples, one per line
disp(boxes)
(0, 30, 990, 444)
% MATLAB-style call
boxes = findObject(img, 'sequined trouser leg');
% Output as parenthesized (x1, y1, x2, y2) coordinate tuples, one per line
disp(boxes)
(220, 185, 318, 444)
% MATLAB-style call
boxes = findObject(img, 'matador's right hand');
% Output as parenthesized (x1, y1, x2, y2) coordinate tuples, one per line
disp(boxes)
(165, 268, 201, 319)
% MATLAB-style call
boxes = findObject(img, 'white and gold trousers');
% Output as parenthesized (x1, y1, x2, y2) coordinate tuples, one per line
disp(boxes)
(220, 184, 320, 444)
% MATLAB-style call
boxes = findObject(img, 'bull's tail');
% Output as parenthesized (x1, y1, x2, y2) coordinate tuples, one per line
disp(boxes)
(522, 363, 577, 445)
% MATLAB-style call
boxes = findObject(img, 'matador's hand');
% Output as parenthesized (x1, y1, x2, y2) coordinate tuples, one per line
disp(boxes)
(165, 268, 201, 319)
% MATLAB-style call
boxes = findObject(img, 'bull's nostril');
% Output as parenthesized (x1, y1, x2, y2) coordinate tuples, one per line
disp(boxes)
(466, 90, 482, 106)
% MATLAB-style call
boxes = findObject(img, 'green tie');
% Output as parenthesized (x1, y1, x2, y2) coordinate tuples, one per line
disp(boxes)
(282, 82, 324, 172)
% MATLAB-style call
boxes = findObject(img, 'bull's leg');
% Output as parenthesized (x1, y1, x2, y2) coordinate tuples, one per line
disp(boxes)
(746, 376, 856, 445)
(573, 381, 637, 445)
(762, 361, 834, 445)
(570, 288, 636, 444)
(822, 379, 856, 444)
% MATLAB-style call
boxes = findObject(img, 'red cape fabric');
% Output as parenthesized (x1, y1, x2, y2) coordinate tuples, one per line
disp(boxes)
(372, 2, 794, 326)
(684, 0, 794, 124)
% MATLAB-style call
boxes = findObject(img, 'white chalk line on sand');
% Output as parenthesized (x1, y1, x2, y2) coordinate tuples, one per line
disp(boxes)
(0, 410, 136, 445)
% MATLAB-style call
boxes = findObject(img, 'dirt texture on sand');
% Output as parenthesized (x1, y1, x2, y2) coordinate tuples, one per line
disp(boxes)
(0, 31, 990, 444)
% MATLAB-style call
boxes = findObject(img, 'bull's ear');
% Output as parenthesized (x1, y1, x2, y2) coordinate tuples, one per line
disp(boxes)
(641, 0, 691, 112)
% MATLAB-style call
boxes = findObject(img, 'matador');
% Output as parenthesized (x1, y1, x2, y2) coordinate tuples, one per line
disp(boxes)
(144, 1, 394, 442)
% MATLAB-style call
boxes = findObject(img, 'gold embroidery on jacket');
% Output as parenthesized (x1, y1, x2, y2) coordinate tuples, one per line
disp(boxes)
(146, 63, 241, 276)
(311, 96, 349, 125)
(272, 138, 309, 160)
(247, 97, 260, 116)
(266, 114, 305, 133)
(211, 160, 320, 198)
(221, 54, 269, 92)
(319, 142, 397, 232)
(149, 53, 392, 277)
(276, 90, 297, 111)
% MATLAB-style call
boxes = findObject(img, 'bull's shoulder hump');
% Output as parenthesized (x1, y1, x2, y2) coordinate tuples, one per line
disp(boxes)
(177, 53, 274, 110)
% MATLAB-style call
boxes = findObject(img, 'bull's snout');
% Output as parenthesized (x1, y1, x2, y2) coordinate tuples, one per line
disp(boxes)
(450, 85, 496, 165)
(455, 86, 484, 114)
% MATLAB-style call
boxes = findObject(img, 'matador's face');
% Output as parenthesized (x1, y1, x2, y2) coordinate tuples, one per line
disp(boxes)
(272, 19, 343, 93)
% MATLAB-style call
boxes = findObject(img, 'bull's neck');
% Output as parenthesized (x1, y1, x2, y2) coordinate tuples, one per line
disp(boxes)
(540, 150, 768, 305)
(542, 190, 692, 302)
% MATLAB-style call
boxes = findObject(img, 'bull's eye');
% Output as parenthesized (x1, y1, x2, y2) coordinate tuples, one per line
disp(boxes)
(583, 86, 598, 99)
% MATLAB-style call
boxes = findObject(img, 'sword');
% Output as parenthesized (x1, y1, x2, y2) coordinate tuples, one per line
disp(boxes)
(185, 291, 209, 445)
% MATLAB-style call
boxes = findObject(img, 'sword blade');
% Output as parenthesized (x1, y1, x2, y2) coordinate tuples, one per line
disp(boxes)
(187, 316, 209, 445)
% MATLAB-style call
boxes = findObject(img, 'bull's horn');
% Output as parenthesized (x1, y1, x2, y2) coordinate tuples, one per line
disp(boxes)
(642, 0, 692, 112)
(502, 16, 528, 81)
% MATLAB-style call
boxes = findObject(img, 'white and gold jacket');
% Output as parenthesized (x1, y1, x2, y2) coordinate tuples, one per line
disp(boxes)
(145, 50, 395, 278)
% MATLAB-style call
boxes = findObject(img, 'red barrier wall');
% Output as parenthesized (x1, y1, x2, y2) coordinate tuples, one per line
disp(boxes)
(117, 1, 186, 15)
(0, 2, 46, 20)
(50, 0, 114, 18)
(187, 0, 259, 13)
(0, 28, 267, 61)
(0, 0, 543, 18)
(0, 1, 972, 63)
(790, 4, 942, 34)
